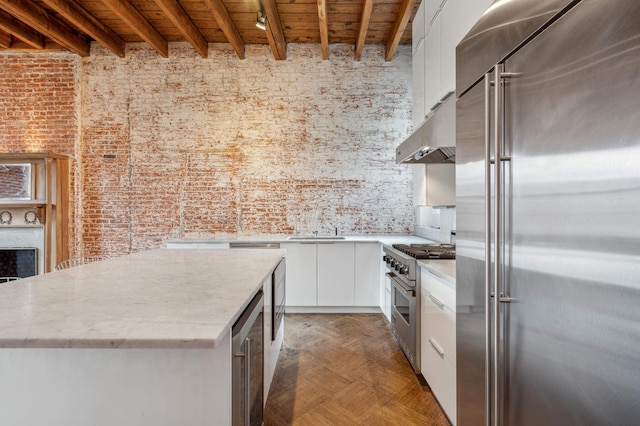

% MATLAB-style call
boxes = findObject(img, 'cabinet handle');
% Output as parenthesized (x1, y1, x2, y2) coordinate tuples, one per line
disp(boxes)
(428, 294, 445, 310)
(244, 337, 251, 426)
(428, 337, 445, 358)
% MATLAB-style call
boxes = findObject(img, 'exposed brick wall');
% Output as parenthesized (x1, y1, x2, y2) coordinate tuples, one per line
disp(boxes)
(0, 53, 80, 257)
(2, 43, 415, 258)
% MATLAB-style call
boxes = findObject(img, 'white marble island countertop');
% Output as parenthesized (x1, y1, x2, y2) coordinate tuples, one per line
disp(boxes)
(0, 248, 284, 349)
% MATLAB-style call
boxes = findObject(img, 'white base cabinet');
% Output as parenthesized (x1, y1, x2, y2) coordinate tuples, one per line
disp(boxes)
(355, 243, 381, 306)
(281, 243, 317, 306)
(285, 242, 381, 309)
(318, 243, 355, 306)
(420, 265, 457, 425)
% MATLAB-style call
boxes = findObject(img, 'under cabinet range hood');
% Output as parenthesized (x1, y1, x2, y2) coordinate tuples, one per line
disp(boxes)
(396, 94, 456, 164)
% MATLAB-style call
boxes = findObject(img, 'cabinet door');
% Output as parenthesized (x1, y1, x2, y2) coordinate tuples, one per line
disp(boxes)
(441, 0, 493, 95)
(317, 243, 355, 306)
(281, 243, 317, 306)
(412, 0, 426, 127)
(354, 243, 380, 306)
(424, 12, 442, 112)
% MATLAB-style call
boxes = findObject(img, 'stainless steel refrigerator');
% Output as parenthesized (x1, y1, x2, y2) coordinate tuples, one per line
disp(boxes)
(455, 0, 640, 424)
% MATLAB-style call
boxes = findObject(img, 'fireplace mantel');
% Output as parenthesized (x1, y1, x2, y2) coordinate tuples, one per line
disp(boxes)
(0, 153, 70, 273)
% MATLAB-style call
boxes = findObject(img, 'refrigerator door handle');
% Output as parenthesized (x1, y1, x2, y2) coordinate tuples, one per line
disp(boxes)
(493, 62, 505, 426)
(484, 71, 493, 426)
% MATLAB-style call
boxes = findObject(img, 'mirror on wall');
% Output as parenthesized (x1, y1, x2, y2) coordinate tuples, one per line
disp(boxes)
(0, 163, 32, 200)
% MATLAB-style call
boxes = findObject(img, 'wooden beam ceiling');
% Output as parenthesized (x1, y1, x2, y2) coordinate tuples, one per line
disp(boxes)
(203, 0, 244, 59)
(385, 0, 417, 61)
(317, 0, 328, 60)
(0, 0, 416, 61)
(355, 0, 374, 61)
(100, 0, 168, 57)
(262, 0, 286, 60)
(0, 8, 44, 49)
(41, 0, 125, 57)
(153, 0, 208, 58)
(0, 27, 10, 48)
(0, 0, 90, 56)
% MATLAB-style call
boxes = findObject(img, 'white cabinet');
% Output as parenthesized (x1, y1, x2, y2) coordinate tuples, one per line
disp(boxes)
(284, 242, 381, 309)
(424, 12, 443, 112)
(441, 0, 493, 95)
(317, 243, 355, 306)
(417, 0, 493, 112)
(412, 0, 426, 127)
(420, 265, 457, 424)
(355, 243, 381, 306)
(281, 243, 317, 306)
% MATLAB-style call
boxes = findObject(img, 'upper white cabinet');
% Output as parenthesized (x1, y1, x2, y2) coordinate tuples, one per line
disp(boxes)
(414, 0, 493, 114)
(424, 11, 443, 113)
(441, 0, 494, 95)
(412, 1, 426, 127)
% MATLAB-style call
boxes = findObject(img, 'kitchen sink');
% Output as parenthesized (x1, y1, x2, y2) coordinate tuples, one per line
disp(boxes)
(286, 236, 346, 240)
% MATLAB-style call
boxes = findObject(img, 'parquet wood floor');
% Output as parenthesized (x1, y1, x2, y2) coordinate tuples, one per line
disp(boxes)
(264, 313, 451, 425)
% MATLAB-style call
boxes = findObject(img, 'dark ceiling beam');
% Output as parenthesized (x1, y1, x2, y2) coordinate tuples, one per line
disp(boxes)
(0, 0, 90, 56)
(0, 8, 44, 49)
(203, 0, 244, 59)
(0, 27, 11, 47)
(355, 0, 373, 61)
(100, 0, 168, 57)
(153, 0, 208, 58)
(41, 0, 125, 57)
(317, 0, 328, 59)
(385, 0, 416, 61)
(262, 0, 286, 60)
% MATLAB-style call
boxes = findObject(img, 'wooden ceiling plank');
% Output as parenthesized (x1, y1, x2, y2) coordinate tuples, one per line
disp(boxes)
(0, 8, 44, 48)
(355, 0, 373, 61)
(100, 0, 168, 57)
(384, 0, 415, 61)
(41, 0, 125, 57)
(262, 0, 286, 60)
(0, 0, 90, 56)
(317, 0, 328, 59)
(203, 0, 244, 59)
(0, 27, 11, 48)
(153, 0, 208, 57)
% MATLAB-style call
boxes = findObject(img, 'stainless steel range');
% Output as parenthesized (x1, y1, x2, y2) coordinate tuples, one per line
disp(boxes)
(383, 243, 455, 373)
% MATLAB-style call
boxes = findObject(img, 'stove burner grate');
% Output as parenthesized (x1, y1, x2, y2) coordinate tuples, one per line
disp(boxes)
(391, 244, 456, 259)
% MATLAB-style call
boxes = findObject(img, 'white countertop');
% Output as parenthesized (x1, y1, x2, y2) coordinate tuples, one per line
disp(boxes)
(0, 249, 284, 350)
(166, 235, 435, 245)
(418, 259, 456, 283)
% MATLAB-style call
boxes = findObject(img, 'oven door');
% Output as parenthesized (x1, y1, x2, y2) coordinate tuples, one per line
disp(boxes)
(387, 272, 417, 368)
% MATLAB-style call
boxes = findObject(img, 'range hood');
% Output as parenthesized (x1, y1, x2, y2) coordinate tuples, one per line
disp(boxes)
(396, 94, 456, 164)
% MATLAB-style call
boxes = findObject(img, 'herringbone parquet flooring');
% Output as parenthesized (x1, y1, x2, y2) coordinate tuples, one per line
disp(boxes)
(264, 313, 451, 425)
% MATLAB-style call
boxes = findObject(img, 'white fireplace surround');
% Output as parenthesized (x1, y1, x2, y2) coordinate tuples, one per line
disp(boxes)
(0, 227, 44, 276)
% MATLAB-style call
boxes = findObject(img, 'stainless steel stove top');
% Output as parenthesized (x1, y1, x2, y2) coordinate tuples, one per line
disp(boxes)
(391, 243, 456, 259)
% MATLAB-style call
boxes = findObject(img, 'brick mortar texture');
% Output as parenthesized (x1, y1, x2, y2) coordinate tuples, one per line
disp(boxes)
(3, 43, 415, 257)
(0, 52, 81, 258)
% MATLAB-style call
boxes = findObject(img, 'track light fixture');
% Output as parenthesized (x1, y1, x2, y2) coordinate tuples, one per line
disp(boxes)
(256, 9, 267, 30)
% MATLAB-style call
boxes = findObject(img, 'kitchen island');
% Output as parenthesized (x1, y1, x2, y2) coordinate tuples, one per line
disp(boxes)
(0, 248, 285, 426)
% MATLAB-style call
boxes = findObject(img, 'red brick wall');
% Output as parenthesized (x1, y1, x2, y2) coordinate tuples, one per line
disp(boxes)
(0, 53, 80, 256)
(2, 43, 415, 258)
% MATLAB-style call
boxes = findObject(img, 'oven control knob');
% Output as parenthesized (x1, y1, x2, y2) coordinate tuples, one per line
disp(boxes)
(390, 260, 396, 268)
(394, 263, 401, 271)
(399, 266, 407, 275)
(382, 255, 387, 262)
